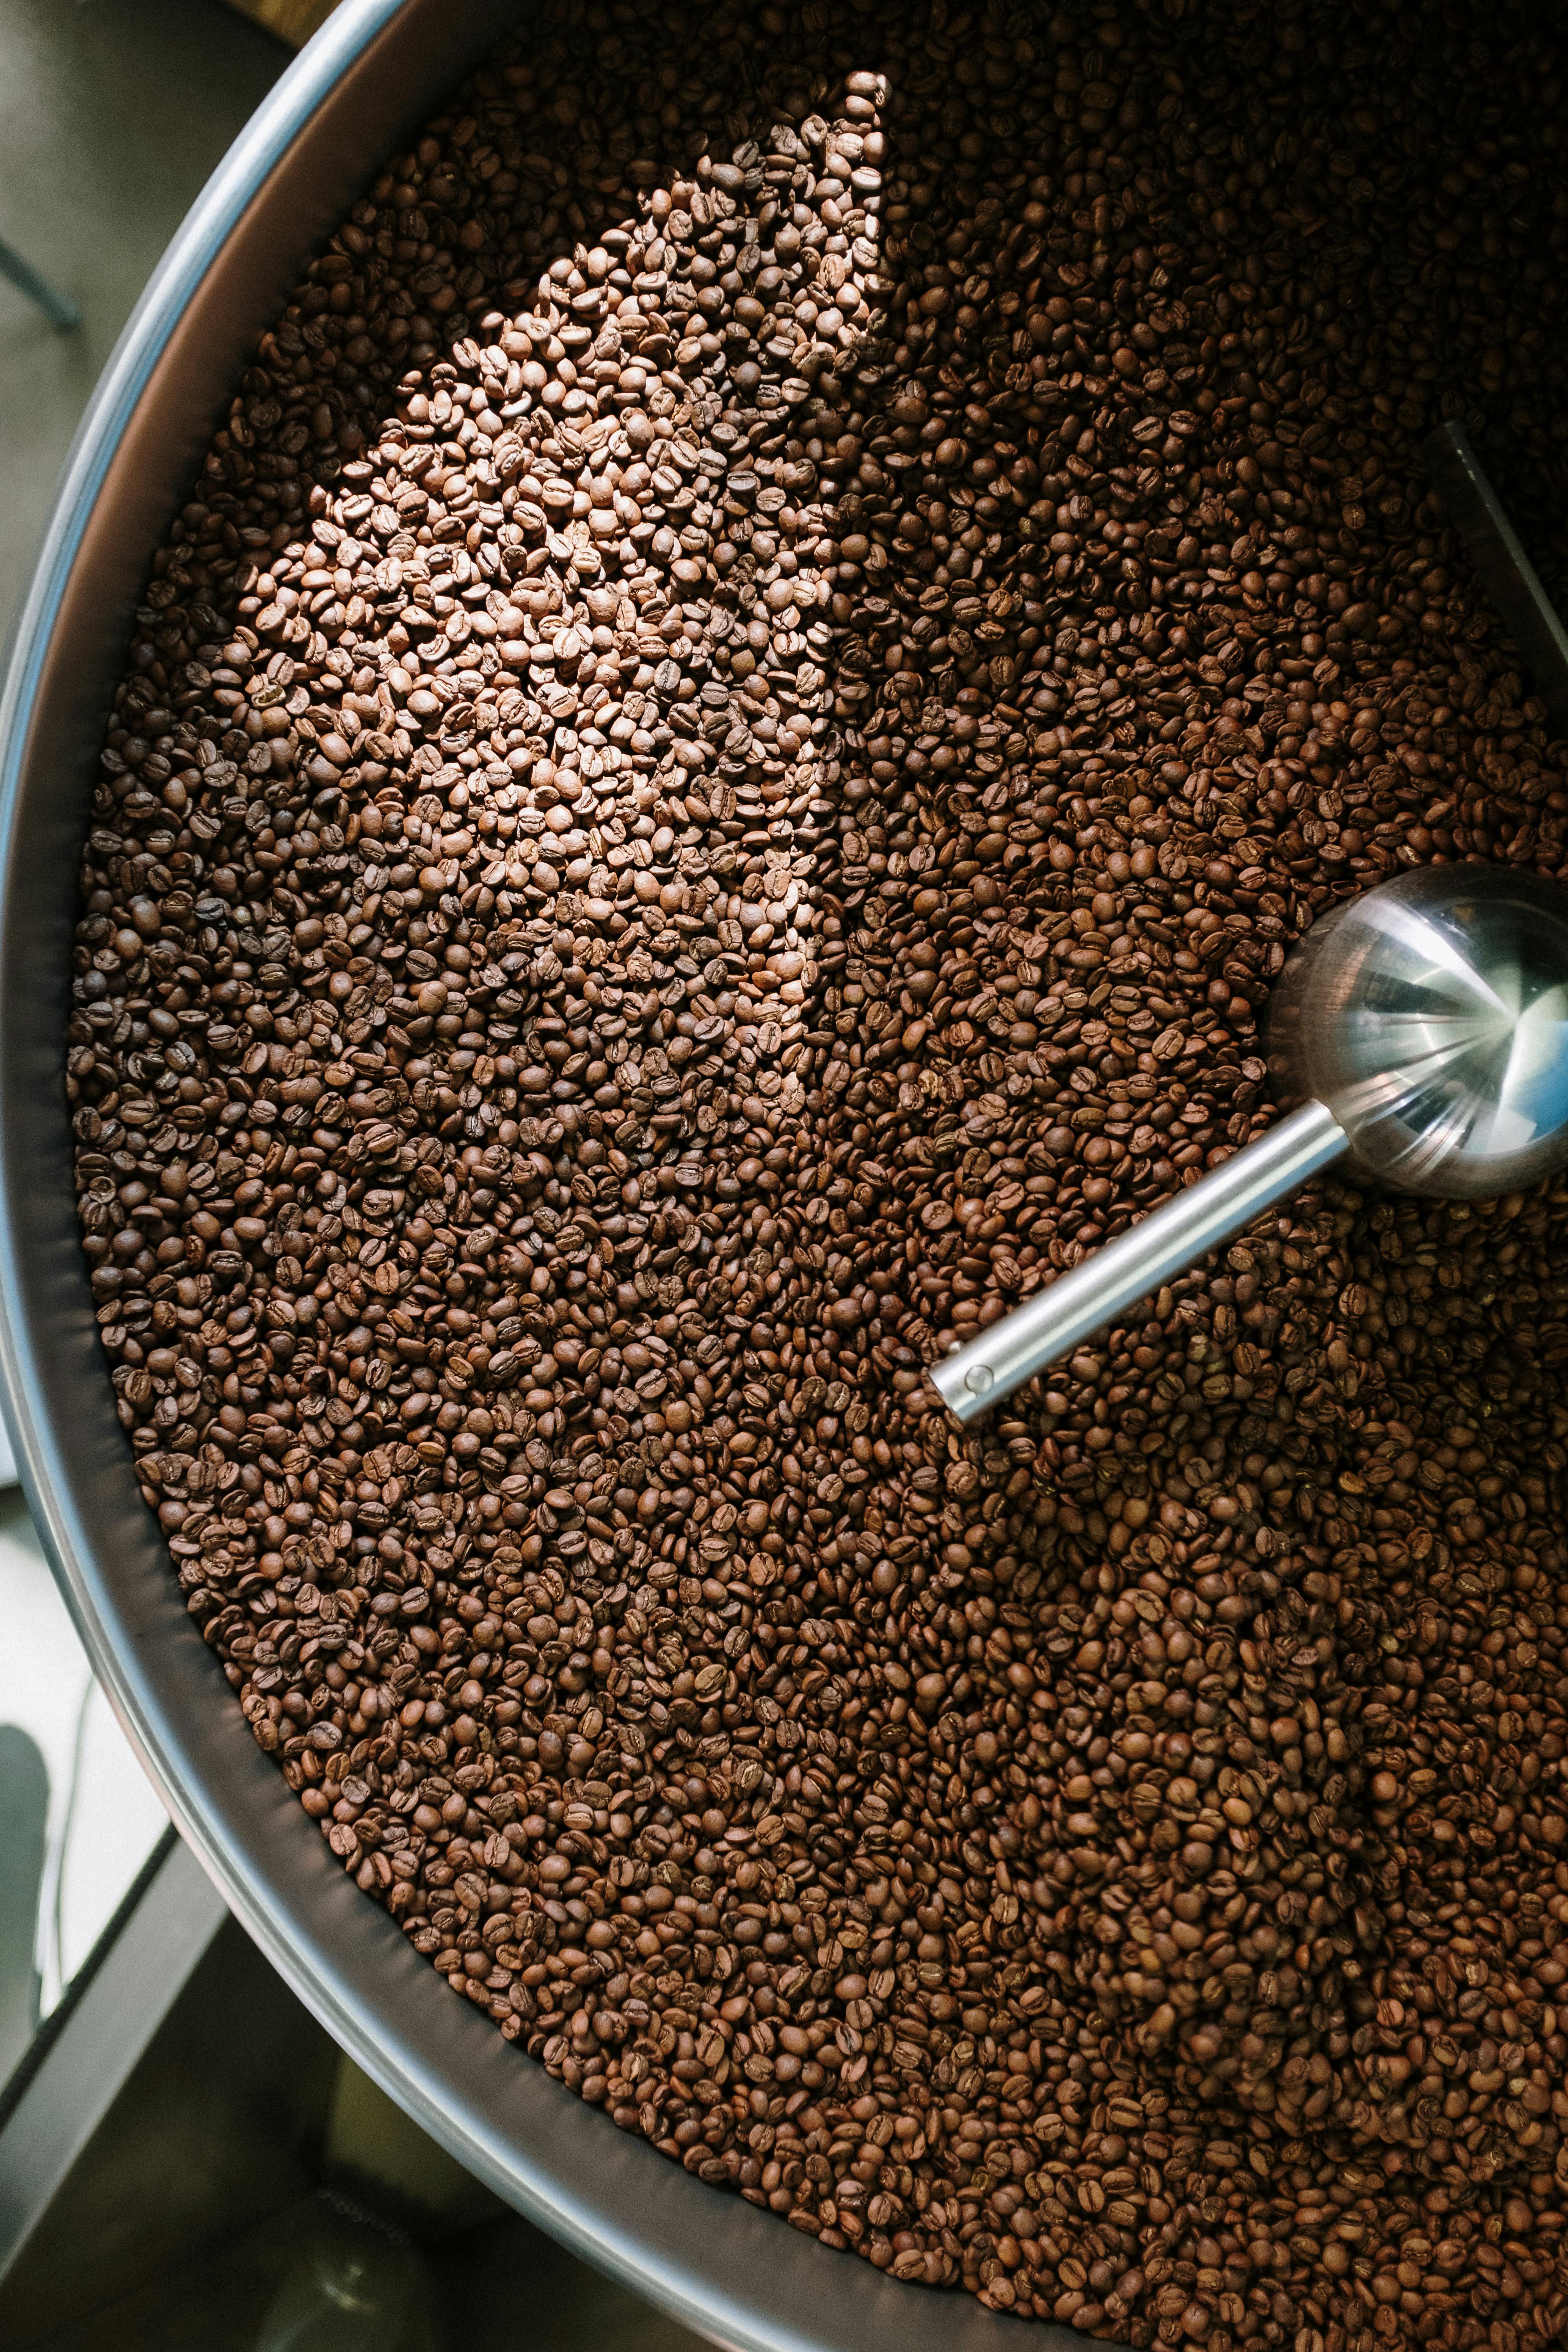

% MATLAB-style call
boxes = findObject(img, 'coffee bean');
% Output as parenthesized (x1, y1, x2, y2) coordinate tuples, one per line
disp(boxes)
(67, 0, 1568, 2341)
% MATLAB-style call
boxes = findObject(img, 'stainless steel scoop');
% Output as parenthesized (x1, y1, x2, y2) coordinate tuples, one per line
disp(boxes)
(931, 866, 1568, 1423)
(931, 428, 1568, 1427)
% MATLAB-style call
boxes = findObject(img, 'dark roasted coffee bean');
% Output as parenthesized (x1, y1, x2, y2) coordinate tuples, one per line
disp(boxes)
(67, 0, 1568, 2341)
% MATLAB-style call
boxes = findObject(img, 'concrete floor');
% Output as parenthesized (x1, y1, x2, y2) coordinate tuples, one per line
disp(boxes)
(0, 0, 288, 651)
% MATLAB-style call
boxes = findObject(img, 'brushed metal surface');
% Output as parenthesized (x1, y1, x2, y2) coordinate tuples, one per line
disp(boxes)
(1267, 864, 1568, 1198)
(0, 5, 1080, 2348)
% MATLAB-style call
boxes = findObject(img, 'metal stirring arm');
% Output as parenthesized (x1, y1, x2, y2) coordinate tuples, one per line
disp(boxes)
(929, 439, 1568, 1425)
(928, 1102, 1347, 1425)
(1426, 421, 1568, 732)
(932, 862, 1568, 1424)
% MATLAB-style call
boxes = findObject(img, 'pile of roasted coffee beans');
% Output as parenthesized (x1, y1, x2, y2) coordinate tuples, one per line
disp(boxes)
(70, 0, 1568, 2342)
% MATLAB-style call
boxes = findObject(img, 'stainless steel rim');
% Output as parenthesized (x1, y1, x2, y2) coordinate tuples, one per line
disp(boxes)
(0, 4, 1079, 2344)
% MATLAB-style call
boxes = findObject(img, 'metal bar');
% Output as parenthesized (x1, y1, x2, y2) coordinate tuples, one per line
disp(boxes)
(0, 1730, 46, 2088)
(929, 1099, 1348, 1425)
(0, 242, 79, 333)
(0, 1830, 225, 2281)
(1427, 419, 1568, 730)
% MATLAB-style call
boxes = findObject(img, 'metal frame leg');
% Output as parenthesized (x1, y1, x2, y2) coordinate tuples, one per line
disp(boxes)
(0, 241, 80, 332)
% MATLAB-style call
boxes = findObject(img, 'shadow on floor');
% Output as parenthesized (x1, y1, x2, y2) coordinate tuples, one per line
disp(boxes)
(0, 1911, 708, 2352)
(0, 0, 288, 648)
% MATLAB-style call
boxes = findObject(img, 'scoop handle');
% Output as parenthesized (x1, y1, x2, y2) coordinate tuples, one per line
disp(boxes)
(927, 1100, 1347, 1425)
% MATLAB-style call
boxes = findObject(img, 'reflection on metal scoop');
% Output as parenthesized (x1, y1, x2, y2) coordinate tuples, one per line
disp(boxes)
(1270, 865, 1568, 1192)
(930, 867, 1568, 1425)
